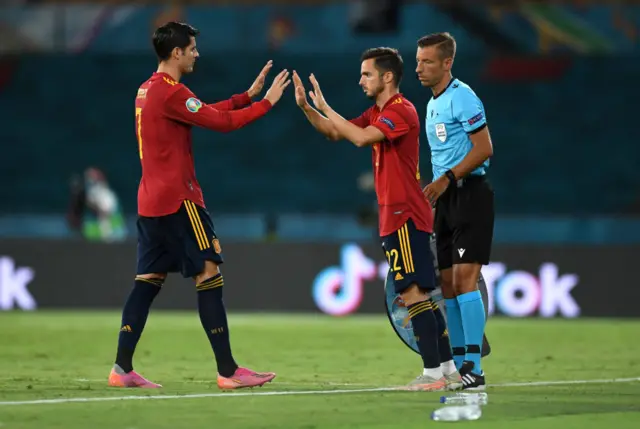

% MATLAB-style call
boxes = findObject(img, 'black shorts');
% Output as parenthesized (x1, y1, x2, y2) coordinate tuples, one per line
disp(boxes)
(136, 200, 224, 278)
(381, 218, 438, 293)
(434, 175, 494, 270)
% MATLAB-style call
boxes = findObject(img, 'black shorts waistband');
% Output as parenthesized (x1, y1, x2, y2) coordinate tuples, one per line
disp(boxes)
(453, 174, 486, 188)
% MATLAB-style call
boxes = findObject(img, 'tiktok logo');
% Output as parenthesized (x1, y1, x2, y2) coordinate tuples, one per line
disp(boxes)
(312, 244, 387, 316)
(312, 244, 581, 318)
(482, 262, 580, 318)
(0, 256, 36, 311)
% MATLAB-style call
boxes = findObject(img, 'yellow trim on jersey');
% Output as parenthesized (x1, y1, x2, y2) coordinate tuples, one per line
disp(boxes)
(184, 201, 209, 251)
(163, 77, 177, 86)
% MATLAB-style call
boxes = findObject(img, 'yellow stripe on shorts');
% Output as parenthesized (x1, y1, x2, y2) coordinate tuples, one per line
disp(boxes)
(398, 223, 415, 273)
(184, 201, 209, 251)
(397, 226, 409, 273)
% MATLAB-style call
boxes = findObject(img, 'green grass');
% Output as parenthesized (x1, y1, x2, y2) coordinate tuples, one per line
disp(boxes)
(0, 312, 639, 428)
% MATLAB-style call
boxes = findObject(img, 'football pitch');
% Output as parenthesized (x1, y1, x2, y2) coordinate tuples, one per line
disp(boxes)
(0, 312, 639, 428)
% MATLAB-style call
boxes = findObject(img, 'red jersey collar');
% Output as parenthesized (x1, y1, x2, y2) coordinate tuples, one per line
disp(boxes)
(374, 93, 403, 112)
(152, 72, 179, 85)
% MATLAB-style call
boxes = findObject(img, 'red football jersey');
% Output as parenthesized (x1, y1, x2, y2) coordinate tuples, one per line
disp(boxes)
(350, 93, 434, 236)
(134, 72, 272, 217)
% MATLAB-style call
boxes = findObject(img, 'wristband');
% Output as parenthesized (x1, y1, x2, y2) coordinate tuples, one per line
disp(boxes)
(445, 170, 457, 183)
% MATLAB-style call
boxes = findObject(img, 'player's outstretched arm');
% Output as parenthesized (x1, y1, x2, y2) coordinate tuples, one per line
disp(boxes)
(164, 70, 290, 133)
(307, 74, 385, 148)
(208, 93, 252, 111)
(208, 60, 274, 111)
(293, 71, 340, 141)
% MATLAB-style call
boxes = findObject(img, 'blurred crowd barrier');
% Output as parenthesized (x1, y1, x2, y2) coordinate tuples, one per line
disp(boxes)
(1, 239, 638, 318)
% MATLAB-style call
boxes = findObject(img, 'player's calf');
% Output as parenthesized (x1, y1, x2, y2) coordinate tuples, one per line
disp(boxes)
(113, 275, 164, 374)
(453, 263, 486, 376)
(440, 268, 466, 370)
(401, 285, 445, 388)
(431, 299, 462, 391)
(196, 263, 239, 378)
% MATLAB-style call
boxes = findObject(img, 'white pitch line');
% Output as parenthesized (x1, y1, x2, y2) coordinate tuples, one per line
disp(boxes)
(493, 376, 640, 387)
(1, 376, 639, 407)
(0, 387, 398, 406)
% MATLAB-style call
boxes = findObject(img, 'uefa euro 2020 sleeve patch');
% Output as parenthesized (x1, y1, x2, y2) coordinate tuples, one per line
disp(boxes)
(185, 97, 202, 113)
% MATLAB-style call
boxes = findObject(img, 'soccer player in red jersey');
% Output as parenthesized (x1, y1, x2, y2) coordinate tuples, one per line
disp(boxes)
(293, 48, 460, 391)
(108, 22, 290, 390)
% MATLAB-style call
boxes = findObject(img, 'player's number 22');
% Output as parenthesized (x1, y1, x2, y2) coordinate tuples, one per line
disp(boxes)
(386, 249, 401, 272)
(135, 107, 143, 159)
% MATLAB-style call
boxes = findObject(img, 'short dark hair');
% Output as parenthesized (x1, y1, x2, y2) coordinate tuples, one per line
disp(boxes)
(360, 47, 404, 87)
(152, 22, 199, 61)
(417, 32, 457, 60)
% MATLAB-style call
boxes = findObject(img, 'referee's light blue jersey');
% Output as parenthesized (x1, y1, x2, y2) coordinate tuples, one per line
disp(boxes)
(426, 78, 489, 181)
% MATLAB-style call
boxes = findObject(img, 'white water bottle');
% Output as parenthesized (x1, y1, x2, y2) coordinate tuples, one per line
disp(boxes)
(431, 405, 482, 422)
(440, 392, 488, 405)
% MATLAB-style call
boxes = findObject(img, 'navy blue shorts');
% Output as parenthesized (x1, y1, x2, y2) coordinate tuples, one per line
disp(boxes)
(381, 218, 437, 293)
(136, 200, 224, 278)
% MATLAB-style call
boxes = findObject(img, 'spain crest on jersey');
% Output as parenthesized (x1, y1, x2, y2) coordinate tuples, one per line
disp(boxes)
(212, 238, 222, 254)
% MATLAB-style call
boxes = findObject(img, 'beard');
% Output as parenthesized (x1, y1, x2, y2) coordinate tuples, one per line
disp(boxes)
(366, 83, 384, 100)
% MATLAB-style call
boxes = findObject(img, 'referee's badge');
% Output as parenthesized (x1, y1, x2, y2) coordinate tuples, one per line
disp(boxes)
(435, 123, 447, 142)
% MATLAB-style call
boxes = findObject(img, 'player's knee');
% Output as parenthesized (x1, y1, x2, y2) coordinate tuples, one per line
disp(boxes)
(194, 260, 221, 284)
(439, 268, 455, 299)
(452, 263, 482, 295)
(195, 260, 224, 291)
(400, 283, 428, 306)
(133, 275, 165, 294)
(195, 272, 224, 293)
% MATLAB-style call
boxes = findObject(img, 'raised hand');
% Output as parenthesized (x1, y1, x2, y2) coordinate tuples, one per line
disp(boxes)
(247, 60, 273, 98)
(293, 71, 308, 108)
(264, 69, 291, 106)
(308, 73, 328, 112)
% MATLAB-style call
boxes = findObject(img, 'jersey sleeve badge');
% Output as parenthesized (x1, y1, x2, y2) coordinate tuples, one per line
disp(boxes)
(185, 97, 202, 113)
(468, 112, 484, 126)
(379, 116, 395, 130)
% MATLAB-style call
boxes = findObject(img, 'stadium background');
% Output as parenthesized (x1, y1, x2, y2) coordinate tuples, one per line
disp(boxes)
(0, 0, 639, 319)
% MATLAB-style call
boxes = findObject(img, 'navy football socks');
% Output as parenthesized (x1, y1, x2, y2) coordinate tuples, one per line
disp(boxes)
(431, 299, 454, 365)
(407, 300, 441, 370)
(196, 274, 238, 378)
(115, 278, 162, 373)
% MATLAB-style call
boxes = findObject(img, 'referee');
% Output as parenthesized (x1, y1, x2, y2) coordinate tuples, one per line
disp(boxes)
(416, 32, 494, 391)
